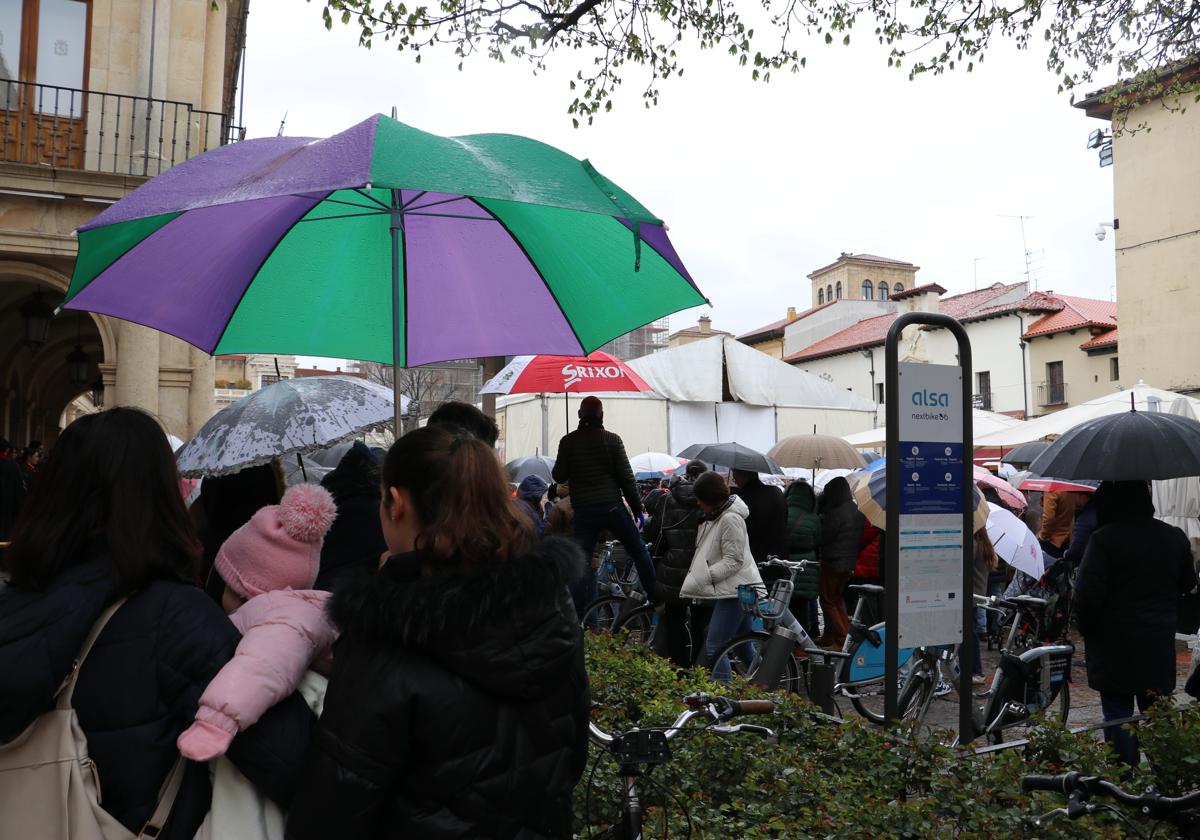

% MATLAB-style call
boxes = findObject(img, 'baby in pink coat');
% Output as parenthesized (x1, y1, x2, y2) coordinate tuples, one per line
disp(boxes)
(178, 483, 339, 762)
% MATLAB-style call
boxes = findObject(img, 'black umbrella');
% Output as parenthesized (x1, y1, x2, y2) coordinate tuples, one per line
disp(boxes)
(675, 442, 782, 475)
(1000, 440, 1051, 467)
(1027, 409, 1200, 481)
(506, 456, 555, 484)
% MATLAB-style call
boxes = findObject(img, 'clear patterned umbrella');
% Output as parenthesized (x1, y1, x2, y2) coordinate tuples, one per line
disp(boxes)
(176, 376, 405, 478)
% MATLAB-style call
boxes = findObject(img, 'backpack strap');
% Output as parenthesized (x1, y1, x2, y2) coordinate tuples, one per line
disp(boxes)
(56, 597, 127, 710)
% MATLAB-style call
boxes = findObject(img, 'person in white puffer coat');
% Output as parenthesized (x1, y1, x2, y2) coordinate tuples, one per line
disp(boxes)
(680, 471, 765, 681)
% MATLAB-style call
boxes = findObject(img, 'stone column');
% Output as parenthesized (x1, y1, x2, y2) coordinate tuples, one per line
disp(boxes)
(188, 347, 215, 437)
(157, 334, 194, 440)
(114, 321, 160, 415)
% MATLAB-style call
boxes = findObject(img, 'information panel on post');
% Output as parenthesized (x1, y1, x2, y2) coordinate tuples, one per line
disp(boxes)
(896, 361, 965, 648)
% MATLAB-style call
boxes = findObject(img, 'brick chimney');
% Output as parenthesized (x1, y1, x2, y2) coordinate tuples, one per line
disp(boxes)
(698, 315, 711, 334)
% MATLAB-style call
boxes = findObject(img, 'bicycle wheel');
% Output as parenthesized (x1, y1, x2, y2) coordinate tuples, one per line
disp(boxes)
(988, 681, 1070, 744)
(614, 604, 657, 646)
(581, 596, 625, 632)
(842, 651, 930, 724)
(710, 632, 802, 691)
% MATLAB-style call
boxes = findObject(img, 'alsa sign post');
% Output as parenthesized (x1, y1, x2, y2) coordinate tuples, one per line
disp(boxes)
(883, 313, 975, 738)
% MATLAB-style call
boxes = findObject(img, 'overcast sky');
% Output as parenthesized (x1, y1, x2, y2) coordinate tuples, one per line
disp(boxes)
(240, 0, 1118, 361)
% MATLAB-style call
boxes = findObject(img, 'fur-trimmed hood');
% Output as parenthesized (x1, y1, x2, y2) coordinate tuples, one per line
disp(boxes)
(329, 536, 585, 702)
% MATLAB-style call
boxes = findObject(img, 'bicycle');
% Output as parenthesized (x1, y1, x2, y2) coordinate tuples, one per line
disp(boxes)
(586, 693, 777, 840)
(882, 592, 1073, 743)
(707, 557, 850, 703)
(580, 542, 660, 645)
(1023, 771, 1200, 838)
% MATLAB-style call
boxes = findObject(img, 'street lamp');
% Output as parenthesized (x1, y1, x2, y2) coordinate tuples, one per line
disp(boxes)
(66, 344, 91, 385)
(19, 290, 53, 346)
(89, 376, 105, 408)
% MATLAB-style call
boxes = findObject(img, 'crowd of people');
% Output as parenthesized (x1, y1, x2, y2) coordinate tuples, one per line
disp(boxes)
(1, 394, 1197, 840)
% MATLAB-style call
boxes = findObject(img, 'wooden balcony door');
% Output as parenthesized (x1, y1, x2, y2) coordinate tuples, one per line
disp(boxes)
(0, 0, 90, 168)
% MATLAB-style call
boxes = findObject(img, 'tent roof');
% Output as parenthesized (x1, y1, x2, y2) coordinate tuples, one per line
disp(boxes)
(841, 408, 1026, 448)
(974, 383, 1200, 447)
(627, 336, 875, 411)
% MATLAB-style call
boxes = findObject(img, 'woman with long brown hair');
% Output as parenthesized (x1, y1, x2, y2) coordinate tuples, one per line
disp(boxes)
(287, 425, 590, 839)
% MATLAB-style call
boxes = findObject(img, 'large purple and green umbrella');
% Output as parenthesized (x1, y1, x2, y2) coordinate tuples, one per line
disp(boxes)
(61, 114, 707, 429)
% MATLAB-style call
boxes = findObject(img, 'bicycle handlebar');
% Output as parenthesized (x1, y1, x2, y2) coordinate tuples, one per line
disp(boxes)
(590, 694, 777, 749)
(730, 699, 776, 716)
(1022, 772, 1200, 819)
(761, 556, 813, 571)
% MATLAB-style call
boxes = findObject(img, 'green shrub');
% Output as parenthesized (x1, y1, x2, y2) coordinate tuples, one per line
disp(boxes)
(579, 631, 1139, 838)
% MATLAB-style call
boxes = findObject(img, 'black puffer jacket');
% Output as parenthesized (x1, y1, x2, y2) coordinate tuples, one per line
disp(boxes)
(819, 477, 864, 574)
(645, 477, 702, 603)
(286, 537, 591, 840)
(0, 554, 313, 840)
(315, 442, 387, 591)
(736, 474, 788, 565)
(552, 419, 642, 515)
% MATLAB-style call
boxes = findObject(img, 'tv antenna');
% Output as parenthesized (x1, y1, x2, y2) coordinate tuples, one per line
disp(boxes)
(277, 110, 288, 137)
(998, 214, 1036, 291)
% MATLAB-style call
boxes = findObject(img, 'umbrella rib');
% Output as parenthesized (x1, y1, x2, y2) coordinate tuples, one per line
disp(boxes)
(402, 210, 496, 222)
(353, 189, 392, 210)
(404, 194, 472, 212)
(297, 210, 389, 223)
(401, 190, 428, 209)
(315, 195, 391, 212)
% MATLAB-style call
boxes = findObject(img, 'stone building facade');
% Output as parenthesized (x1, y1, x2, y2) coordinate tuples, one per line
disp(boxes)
(0, 0, 245, 445)
(808, 253, 919, 308)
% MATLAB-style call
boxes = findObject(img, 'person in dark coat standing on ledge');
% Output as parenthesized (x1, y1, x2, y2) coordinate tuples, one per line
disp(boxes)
(1074, 480, 1196, 766)
(553, 396, 655, 615)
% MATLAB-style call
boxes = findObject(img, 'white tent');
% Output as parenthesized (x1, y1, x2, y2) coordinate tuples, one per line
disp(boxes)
(841, 408, 1026, 448)
(1153, 398, 1200, 560)
(975, 382, 1200, 447)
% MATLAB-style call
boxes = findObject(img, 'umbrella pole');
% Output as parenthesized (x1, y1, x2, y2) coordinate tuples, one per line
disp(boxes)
(390, 189, 404, 439)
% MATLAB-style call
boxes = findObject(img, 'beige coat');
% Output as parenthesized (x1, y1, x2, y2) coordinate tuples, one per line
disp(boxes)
(680, 496, 765, 600)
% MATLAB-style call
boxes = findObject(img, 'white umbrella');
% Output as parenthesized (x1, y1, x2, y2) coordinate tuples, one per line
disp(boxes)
(1153, 398, 1200, 557)
(975, 382, 1200, 448)
(986, 506, 1044, 578)
(176, 376, 405, 478)
(630, 452, 684, 474)
(813, 468, 854, 493)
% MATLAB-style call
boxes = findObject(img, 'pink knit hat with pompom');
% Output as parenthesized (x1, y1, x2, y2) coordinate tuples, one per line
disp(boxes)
(215, 483, 337, 599)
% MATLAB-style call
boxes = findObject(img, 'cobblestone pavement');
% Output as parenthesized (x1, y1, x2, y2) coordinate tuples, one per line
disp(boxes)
(837, 628, 1196, 743)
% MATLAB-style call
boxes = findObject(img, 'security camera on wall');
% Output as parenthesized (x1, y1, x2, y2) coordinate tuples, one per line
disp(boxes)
(1095, 224, 1108, 242)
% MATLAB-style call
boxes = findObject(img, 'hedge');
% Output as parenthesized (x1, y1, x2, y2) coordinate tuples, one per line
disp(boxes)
(577, 631, 1199, 838)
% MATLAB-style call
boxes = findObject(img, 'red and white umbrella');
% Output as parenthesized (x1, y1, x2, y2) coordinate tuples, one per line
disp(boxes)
(974, 465, 1027, 512)
(480, 351, 652, 395)
(1017, 477, 1098, 494)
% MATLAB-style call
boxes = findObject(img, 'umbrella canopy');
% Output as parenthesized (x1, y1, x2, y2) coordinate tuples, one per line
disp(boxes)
(768, 434, 866, 470)
(812, 468, 854, 493)
(481, 351, 653, 395)
(850, 466, 991, 533)
(62, 114, 706, 431)
(1027, 406, 1200, 481)
(985, 507, 1044, 578)
(1017, 477, 1098, 494)
(176, 376, 400, 478)
(506, 456, 555, 484)
(999, 440, 1051, 467)
(677, 442, 782, 475)
(975, 383, 1200, 447)
(974, 466, 1026, 512)
(629, 452, 685, 474)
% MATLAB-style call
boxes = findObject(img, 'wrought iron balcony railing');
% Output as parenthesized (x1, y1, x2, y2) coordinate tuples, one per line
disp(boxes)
(1, 78, 241, 177)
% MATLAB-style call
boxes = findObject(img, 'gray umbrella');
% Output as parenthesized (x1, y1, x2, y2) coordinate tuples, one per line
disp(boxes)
(1000, 440, 1051, 467)
(676, 442, 782, 475)
(176, 376, 407, 478)
(1027, 408, 1200, 481)
(507, 456, 556, 484)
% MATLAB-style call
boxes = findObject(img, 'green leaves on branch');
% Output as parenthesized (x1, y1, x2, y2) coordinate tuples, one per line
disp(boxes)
(315, 0, 1200, 123)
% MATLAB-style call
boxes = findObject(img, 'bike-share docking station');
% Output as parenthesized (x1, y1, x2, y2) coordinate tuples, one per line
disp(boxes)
(883, 312, 976, 740)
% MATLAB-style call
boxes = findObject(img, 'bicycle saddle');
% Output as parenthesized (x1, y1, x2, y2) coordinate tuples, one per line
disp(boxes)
(847, 583, 885, 596)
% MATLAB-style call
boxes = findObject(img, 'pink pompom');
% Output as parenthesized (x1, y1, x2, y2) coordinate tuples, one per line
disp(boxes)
(277, 484, 337, 543)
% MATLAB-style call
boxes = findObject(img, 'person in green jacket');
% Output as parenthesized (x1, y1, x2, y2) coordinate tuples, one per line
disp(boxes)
(783, 480, 822, 639)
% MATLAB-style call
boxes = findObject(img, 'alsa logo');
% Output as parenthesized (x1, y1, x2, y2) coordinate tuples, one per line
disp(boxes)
(562, 363, 623, 389)
(911, 389, 950, 407)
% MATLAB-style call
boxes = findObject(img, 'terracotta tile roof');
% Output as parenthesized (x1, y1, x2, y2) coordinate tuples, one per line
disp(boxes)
(962, 290, 1063, 322)
(737, 301, 836, 342)
(888, 282, 948, 301)
(294, 367, 367, 378)
(784, 283, 1026, 363)
(807, 252, 919, 278)
(1080, 328, 1118, 350)
(1023, 294, 1117, 339)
